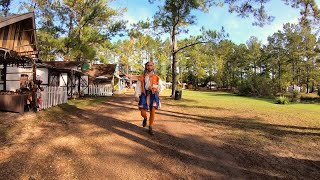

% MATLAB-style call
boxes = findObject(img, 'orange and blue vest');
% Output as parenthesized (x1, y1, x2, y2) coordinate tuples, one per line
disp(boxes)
(138, 74, 160, 110)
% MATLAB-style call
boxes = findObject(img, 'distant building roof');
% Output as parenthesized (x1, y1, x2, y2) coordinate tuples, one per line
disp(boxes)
(118, 70, 126, 77)
(41, 61, 85, 75)
(87, 64, 116, 77)
(86, 64, 117, 83)
(0, 12, 34, 28)
(0, 12, 38, 58)
(43, 61, 84, 69)
(126, 74, 140, 81)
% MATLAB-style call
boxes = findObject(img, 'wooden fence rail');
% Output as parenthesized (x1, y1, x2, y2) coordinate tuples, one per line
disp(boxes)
(88, 84, 113, 96)
(38, 86, 68, 110)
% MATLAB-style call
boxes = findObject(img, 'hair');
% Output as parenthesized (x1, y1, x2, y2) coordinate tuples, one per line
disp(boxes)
(146, 61, 154, 65)
(145, 61, 157, 74)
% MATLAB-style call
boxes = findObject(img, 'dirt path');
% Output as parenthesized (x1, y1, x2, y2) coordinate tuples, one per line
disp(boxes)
(0, 94, 319, 179)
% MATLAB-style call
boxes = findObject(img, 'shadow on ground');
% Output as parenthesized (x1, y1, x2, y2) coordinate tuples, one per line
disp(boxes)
(0, 95, 319, 179)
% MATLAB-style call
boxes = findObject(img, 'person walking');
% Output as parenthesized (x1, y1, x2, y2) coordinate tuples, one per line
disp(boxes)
(134, 61, 163, 135)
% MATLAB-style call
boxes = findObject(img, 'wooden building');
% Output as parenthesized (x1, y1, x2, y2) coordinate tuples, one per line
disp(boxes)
(0, 12, 38, 91)
(0, 12, 38, 57)
(86, 64, 124, 93)
(42, 61, 88, 98)
(0, 12, 39, 112)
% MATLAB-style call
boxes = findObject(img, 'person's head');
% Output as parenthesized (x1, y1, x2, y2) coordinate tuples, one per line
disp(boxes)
(145, 61, 154, 73)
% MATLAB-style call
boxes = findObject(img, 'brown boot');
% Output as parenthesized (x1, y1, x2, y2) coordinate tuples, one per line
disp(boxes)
(148, 126, 154, 135)
(142, 118, 147, 127)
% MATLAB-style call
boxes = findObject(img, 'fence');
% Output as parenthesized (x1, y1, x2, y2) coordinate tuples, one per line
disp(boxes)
(287, 85, 301, 92)
(163, 82, 172, 89)
(38, 86, 68, 110)
(162, 82, 186, 89)
(88, 84, 113, 96)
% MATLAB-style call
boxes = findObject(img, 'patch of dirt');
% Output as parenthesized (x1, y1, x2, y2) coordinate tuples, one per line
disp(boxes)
(0, 94, 319, 179)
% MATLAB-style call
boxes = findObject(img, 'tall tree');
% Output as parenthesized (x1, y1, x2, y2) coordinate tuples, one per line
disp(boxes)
(20, 0, 126, 62)
(0, 0, 11, 16)
(136, 0, 320, 97)
(246, 36, 262, 75)
(135, 0, 225, 96)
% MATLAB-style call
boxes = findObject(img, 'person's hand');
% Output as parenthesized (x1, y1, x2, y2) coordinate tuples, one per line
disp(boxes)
(135, 97, 139, 102)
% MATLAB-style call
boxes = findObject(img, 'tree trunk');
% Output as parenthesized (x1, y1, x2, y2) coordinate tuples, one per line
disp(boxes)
(171, 25, 177, 97)
(306, 65, 309, 93)
(278, 60, 281, 92)
(292, 60, 295, 90)
(67, 15, 73, 55)
(172, 52, 177, 96)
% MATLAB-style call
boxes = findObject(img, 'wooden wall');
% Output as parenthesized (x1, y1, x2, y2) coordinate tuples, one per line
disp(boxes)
(0, 18, 35, 55)
(6, 66, 48, 92)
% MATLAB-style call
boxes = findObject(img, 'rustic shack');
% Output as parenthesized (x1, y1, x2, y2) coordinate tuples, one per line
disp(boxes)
(86, 64, 124, 95)
(42, 61, 88, 98)
(126, 74, 139, 88)
(0, 12, 39, 112)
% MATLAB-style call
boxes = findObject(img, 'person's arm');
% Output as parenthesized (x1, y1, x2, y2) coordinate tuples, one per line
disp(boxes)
(157, 78, 163, 93)
(134, 81, 142, 101)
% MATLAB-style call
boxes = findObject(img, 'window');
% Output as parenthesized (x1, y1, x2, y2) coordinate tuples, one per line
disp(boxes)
(49, 75, 59, 86)
(0, 68, 4, 81)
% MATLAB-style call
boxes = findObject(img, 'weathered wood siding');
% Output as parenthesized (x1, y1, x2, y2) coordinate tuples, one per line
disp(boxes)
(0, 13, 37, 56)
(0, 21, 35, 53)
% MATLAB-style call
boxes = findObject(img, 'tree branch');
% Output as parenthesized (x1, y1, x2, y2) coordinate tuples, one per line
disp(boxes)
(174, 41, 209, 54)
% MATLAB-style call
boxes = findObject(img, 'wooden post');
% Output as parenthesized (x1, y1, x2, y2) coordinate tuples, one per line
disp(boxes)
(32, 59, 37, 112)
(48, 70, 51, 86)
(66, 73, 69, 98)
(78, 75, 81, 96)
(70, 71, 73, 98)
(3, 62, 7, 91)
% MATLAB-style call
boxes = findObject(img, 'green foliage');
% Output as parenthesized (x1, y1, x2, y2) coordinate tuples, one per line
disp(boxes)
(0, 0, 11, 16)
(4, 0, 320, 101)
(19, 0, 126, 62)
(291, 90, 300, 103)
(238, 76, 275, 97)
(292, 90, 299, 98)
(275, 96, 290, 105)
(300, 95, 320, 103)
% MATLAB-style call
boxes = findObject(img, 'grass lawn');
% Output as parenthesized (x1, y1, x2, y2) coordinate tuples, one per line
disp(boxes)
(161, 89, 320, 126)
(160, 89, 320, 159)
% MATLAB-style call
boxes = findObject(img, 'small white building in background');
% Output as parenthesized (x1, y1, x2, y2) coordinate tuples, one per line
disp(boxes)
(3, 65, 48, 92)
(0, 62, 88, 99)
(86, 64, 124, 94)
(287, 85, 301, 92)
(42, 61, 88, 98)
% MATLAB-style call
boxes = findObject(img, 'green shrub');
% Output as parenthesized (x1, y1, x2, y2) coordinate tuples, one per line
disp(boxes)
(300, 96, 320, 103)
(275, 96, 290, 105)
(289, 90, 300, 103)
(238, 76, 275, 97)
(292, 90, 299, 98)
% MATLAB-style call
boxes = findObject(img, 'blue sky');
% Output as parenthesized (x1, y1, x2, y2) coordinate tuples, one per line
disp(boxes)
(8, 0, 320, 45)
(111, 0, 320, 45)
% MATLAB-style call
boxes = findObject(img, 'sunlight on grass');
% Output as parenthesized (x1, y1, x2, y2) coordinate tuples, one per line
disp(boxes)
(160, 89, 320, 127)
(67, 97, 107, 108)
(160, 89, 320, 157)
(40, 97, 108, 122)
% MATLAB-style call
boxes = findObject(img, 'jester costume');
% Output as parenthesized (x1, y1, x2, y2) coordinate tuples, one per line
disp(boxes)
(135, 71, 162, 135)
